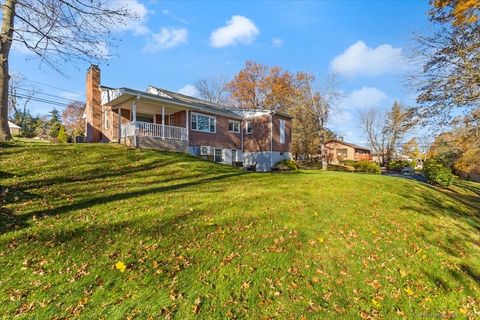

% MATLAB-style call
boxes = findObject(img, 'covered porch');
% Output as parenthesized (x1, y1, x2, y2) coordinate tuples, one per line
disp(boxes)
(106, 94, 190, 152)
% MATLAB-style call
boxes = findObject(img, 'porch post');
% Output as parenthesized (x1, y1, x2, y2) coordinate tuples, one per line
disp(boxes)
(185, 110, 189, 142)
(118, 107, 122, 143)
(132, 98, 137, 147)
(162, 106, 165, 140)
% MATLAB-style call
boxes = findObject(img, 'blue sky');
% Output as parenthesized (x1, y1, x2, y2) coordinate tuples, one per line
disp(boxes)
(11, 0, 431, 145)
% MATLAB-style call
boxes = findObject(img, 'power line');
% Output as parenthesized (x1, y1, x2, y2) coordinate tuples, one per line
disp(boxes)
(16, 87, 84, 102)
(12, 93, 77, 109)
(21, 78, 85, 97)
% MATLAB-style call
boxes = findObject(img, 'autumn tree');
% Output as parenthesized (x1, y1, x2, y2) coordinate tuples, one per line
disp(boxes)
(450, 107, 480, 175)
(62, 101, 85, 137)
(402, 138, 421, 165)
(290, 72, 337, 164)
(410, 0, 479, 123)
(228, 61, 338, 162)
(226, 61, 296, 111)
(0, 0, 137, 141)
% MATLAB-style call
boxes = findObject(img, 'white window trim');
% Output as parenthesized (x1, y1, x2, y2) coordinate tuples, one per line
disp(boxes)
(104, 109, 109, 129)
(191, 112, 216, 134)
(213, 148, 223, 162)
(245, 120, 253, 134)
(228, 120, 240, 133)
(279, 119, 285, 144)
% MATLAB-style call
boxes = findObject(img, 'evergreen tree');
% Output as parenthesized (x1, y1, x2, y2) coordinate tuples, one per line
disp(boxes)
(57, 125, 68, 143)
(48, 108, 62, 138)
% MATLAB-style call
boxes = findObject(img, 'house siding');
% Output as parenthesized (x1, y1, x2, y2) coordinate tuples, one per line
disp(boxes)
(188, 112, 241, 150)
(271, 114, 291, 152)
(87, 66, 292, 171)
(325, 141, 372, 163)
(243, 115, 270, 152)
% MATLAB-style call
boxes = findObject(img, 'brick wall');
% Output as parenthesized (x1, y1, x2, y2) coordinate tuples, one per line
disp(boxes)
(243, 114, 291, 153)
(188, 112, 241, 149)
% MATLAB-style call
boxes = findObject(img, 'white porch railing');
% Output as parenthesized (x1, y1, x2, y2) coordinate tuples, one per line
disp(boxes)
(120, 121, 188, 141)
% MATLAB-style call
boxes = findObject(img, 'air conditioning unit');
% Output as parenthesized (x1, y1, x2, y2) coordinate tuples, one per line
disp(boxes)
(200, 146, 211, 155)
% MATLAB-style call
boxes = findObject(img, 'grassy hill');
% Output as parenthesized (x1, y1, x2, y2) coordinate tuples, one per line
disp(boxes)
(1, 141, 479, 319)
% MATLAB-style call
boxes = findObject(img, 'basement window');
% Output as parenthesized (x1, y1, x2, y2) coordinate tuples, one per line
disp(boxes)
(214, 148, 223, 162)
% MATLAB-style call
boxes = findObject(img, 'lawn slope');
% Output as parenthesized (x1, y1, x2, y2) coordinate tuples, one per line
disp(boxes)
(1, 141, 479, 319)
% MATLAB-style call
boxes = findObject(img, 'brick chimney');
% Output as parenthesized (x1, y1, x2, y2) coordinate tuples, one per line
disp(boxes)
(85, 64, 102, 142)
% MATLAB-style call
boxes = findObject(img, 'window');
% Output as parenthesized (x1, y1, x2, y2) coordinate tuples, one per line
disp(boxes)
(191, 113, 216, 133)
(228, 120, 240, 133)
(104, 109, 109, 129)
(214, 148, 222, 162)
(245, 120, 253, 134)
(170, 114, 175, 125)
(279, 119, 285, 144)
(337, 148, 348, 160)
(232, 149, 237, 162)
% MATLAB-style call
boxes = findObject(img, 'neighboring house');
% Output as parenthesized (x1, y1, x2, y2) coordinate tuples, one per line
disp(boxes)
(325, 139, 372, 163)
(85, 65, 292, 172)
(8, 121, 20, 136)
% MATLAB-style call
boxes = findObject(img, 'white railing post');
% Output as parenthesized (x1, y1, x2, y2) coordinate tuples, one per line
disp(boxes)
(185, 110, 189, 142)
(162, 106, 165, 140)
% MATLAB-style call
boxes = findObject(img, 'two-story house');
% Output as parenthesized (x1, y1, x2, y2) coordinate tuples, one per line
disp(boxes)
(85, 65, 292, 172)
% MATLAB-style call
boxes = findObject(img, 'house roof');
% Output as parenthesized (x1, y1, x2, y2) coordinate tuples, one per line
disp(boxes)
(100, 85, 292, 120)
(8, 121, 20, 129)
(325, 139, 371, 151)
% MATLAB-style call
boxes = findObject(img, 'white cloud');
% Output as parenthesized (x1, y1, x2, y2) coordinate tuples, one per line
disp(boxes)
(178, 84, 198, 97)
(113, 0, 150, 35)
(210, 15, 259, 48)
(161, 9, 189, 24)
(331, 41, 404, 77)
(346, 86, 388, 109)
(143, 27, 188, 52)
(328, 86, 388, 144)
(271, 37, 284, 47)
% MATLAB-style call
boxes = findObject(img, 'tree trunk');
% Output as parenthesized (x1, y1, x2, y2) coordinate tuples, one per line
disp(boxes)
(0, 0, 16, 141)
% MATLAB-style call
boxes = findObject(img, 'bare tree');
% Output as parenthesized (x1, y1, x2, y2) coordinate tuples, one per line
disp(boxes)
(194, 76, 231, 105)
(360, 101, 414, 165)
(0, 0, 137, 141)
(8, 73, 35, 126)
(360, 109, 387, 164)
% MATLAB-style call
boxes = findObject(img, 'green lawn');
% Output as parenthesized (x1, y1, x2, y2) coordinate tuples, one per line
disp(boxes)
(1, 141, 479, 319)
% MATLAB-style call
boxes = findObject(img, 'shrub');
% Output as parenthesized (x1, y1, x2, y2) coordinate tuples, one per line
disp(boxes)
(386, 160, 412, 171)
(57, 126, 68, 143)
(353, 160, 381, 174)
(341, 159, 356, 166)
(274, 159, 299, 171)
(327, 164, 355, 172)
(423, 158, 454, 187)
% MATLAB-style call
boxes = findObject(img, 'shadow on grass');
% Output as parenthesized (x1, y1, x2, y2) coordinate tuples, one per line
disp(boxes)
(398, 181, 480, 290)
(1, 171, 245, 234)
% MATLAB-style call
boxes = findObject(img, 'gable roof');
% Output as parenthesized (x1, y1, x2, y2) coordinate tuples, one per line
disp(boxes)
(101, 85, 292, 120)
(8, 121, 20, 129)
(325, 139, 371, 151)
